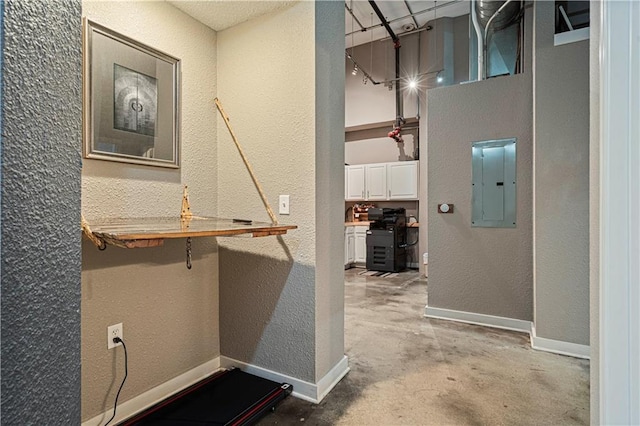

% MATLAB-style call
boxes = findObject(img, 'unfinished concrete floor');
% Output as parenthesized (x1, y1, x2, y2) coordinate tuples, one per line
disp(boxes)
(258, 268, 590, 425)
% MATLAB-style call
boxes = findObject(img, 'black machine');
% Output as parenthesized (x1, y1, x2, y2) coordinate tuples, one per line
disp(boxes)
(121, 368, 292, 425)
(366, 207, 407, 272)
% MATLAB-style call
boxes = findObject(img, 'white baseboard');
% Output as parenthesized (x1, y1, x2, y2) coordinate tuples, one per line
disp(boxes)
(530, 325, 590, 359)
(316, 355, 350, 402)
(424, 306, 532, 334)
(82, 357, 221, 426)
(425, 306, 591, 360)
(220, 355, 349, 403)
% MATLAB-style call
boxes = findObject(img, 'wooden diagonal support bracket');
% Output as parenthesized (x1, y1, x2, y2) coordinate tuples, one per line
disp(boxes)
(215, 98, 279, 225)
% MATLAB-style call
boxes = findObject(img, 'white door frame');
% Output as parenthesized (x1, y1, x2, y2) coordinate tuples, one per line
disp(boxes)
(599, 0, 640, 423)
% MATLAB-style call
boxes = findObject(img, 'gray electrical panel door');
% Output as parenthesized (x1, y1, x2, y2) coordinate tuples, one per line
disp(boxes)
(471, 138, 516, 227)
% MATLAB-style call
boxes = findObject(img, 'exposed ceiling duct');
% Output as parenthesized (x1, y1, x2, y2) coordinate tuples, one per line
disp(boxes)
(475, 0, 521, 31)
(471, 0, 522, 80)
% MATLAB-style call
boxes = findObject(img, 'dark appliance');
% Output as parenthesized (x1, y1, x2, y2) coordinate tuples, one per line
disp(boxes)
(121, 368, 292, 425)
(366, 207, 407, 272)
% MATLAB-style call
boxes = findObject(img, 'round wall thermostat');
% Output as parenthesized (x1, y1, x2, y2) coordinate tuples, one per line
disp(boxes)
(438, 203, 453, 213)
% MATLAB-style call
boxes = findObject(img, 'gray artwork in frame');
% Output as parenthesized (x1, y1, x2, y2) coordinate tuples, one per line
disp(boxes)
(83, 19, 180, 168)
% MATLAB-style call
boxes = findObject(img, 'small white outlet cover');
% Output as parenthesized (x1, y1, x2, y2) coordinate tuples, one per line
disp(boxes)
(107, 323, 123, 349)
(279, 195, 290, 215)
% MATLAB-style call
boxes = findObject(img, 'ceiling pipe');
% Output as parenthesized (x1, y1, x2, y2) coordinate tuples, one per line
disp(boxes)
(368, 0, 399, 43)
(368, 0, 404, 132)
(403, 0, 420, 29)
(345, 0, 463, 38)
(379, 24, 430, 42)
(345, 2, 366, 32)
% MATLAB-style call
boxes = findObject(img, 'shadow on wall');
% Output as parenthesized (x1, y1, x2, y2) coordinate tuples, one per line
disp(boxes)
(81, 237, 217, 271)
(218, 243, 315, 381)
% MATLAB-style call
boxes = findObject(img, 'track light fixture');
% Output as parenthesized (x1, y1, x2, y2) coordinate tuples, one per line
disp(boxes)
(352, 64, 358, 75)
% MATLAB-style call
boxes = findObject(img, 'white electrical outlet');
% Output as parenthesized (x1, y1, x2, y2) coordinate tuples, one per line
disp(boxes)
(107, 323, 123, 349)
(279, 195, 290, 215)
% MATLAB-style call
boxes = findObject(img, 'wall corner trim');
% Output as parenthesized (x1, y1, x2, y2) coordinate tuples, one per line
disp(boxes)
(220, 355, 350, 404)
(530, 325, 591, 359)
(424, 306, 532, 334)
(424, 306, 591, 360)
(81, 358, 222, 426)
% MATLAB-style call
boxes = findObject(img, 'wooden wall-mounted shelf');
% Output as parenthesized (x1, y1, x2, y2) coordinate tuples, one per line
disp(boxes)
(85, 216, 297, 249)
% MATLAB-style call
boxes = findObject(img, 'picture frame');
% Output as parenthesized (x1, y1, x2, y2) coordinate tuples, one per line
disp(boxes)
(83, 19, 181, 168)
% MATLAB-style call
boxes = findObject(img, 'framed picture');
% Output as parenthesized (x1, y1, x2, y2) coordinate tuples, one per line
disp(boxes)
(83, 19, 180, 168)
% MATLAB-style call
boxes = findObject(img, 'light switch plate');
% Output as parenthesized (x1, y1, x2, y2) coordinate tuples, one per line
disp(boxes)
(279, 195, 290, 215)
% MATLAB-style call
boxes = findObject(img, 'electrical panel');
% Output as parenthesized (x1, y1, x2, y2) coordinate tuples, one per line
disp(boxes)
(471, 138, 516, 228)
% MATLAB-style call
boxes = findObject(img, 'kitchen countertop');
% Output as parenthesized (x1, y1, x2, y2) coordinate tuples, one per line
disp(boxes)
(345, 221, 419, 227)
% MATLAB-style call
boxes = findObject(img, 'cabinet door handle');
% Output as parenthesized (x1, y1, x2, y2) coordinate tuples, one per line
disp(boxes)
(388, 190, 391, 198)
(367, 190, 369, 199)
(362, 190, 364, 199)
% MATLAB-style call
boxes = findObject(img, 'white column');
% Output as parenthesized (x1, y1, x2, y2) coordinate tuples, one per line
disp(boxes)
(599, 0, 640, 423)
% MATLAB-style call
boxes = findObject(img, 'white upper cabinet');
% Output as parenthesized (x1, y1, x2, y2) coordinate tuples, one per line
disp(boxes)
(365, 163, 387, 200)
(388, 160, 419, 200)
(345, 165, 366, 200)
(345, 161, 419, 201)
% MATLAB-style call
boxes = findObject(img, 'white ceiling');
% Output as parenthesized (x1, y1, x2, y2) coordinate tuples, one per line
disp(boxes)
(167, 0, 297, 31)
(166, 0, 469, 48)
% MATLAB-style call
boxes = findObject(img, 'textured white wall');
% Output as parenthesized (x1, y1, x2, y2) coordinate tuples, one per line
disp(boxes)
(345, 34, 421, 127)
(216, 2, 319, 382)
(1, 1, 82, 422)
(427, 73, 533, 320)
(81, 2, 218, 420)
(533, 1, 590, 345)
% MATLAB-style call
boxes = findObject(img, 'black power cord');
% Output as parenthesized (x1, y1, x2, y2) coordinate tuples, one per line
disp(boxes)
(104, 337, 128, 426)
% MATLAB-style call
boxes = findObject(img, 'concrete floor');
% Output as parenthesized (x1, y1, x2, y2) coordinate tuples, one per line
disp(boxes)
(258, 269, 590, 425)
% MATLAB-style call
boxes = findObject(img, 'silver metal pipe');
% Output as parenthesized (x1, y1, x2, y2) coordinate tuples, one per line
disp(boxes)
(403, 0, 420, 29)
(471, 0, 484, 80)
(379, 25, 429, 42)
(345, 2, 366, 32)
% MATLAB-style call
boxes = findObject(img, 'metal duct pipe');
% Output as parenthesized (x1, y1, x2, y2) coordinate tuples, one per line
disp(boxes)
(472, 0, 521, 80)
(368, 0, 404, 128)
(471, 0, 484, 80)
(475, 0, 520, 31)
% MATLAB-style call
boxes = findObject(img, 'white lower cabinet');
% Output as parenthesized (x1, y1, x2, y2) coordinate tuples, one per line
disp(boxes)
(354, 227, 368, 264)
(345, 225, 369, 268)
(345, 226, 355, 267)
